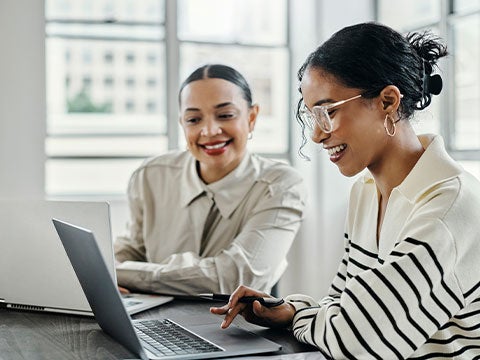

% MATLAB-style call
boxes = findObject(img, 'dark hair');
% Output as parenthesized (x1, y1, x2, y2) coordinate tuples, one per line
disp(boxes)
(296, 22, 448, 158)
(179, 64, 253, 106)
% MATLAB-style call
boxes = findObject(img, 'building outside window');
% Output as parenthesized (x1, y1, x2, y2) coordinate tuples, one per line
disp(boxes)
(45, 0, 290, 197)
(377, 0, 480, 179)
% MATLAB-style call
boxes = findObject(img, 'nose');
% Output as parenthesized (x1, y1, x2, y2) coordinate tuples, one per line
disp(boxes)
(310, 123, 328, 144)
(200, 119, 222, 136)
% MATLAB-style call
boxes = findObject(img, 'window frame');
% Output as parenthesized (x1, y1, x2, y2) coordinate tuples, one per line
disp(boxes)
(376, 0, 480, 164)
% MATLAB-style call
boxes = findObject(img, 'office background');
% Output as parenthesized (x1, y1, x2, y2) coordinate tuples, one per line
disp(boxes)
(1, 0, 479, 299)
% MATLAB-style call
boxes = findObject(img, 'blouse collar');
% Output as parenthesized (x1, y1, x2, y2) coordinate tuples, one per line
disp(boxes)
(362, 134, 463, 202)
(180, 152, 258, 218)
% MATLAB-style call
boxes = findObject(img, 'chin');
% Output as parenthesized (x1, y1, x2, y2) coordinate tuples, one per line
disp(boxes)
(338, 167, 362, 178)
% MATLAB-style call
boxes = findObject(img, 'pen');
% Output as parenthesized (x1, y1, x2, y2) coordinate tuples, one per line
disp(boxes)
(198, 293, 284, 308)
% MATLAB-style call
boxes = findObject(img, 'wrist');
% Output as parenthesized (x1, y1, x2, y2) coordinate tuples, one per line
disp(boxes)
(275, 302, 295, 329)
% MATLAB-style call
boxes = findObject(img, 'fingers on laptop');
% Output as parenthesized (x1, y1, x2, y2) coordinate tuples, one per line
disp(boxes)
(118, 286, 131, 294)
(210, 285, 267, 328)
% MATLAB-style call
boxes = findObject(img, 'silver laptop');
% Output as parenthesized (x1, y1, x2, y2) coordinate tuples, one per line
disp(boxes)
(0, 199, 172, 316)
(52, 218, 282, 360)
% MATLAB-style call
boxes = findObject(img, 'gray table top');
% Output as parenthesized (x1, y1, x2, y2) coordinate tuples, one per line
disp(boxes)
(0, 298, 320, 360)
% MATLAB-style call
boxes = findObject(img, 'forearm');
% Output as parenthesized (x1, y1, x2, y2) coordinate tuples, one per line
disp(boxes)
(116, 239, 288, 295)
(286, 260, 463, 358)
(116, 254, 221, 295)
(114, 235, 147, 262)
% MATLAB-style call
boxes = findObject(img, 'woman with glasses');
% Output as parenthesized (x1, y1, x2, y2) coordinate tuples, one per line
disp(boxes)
(114, 64, 305, 295)
(212, 22, 480, 358)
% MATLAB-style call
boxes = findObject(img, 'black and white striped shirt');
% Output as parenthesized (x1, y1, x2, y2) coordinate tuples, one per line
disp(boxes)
(286, 135, 480, 359)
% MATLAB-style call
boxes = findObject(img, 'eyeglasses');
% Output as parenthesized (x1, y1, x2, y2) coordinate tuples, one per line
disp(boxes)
(299, 94, 362, 134)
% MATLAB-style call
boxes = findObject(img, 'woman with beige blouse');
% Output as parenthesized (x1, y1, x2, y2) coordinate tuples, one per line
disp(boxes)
(114, 64, 306, 296)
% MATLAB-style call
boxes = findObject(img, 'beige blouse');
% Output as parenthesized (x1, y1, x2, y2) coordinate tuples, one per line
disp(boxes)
(115, 150, 306, 295)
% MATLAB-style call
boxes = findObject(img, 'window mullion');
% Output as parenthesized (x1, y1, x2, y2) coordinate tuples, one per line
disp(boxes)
(165, 0, 180, 150)
(441, 0, 455, 152)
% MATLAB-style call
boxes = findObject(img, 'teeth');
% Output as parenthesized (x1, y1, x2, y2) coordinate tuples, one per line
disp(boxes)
(205, 142, 227, 150)
(327, 144, 346, 156)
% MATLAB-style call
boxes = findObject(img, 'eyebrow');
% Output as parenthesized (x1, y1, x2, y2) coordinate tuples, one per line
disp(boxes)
(184, 102, 235, 112)
(313, 98, 335, 107)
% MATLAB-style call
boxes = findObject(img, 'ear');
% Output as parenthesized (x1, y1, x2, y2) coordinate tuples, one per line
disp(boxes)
(379, 85, 402, 114)
(248, 104, 259, 132)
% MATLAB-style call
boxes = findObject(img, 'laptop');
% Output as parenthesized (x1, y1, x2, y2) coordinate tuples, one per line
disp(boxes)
(0, 199, 172, 316)
(52, 218, 282, 360)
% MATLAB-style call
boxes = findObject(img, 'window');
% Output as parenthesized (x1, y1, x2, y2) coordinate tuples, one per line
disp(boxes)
(146, 100, 157, 113)
(45, 0, 290, 196)
(147, 52, 157, 64)
(104, 51, 114, 63)
(177, 0, 289, 154)
(104, 76, 114, 87)
(146, 77, 157, 87)
(125, 77, 136, 88)
(377, 0, 480, 180)
(125, 52, 136, 64)
(46, 0, 167, 196)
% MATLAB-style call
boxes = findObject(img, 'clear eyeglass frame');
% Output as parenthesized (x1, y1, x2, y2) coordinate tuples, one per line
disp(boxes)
(300, 94, 362, 134)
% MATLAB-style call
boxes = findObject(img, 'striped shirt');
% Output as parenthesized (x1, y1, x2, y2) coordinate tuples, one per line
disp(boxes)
(286, 135, 480, 359)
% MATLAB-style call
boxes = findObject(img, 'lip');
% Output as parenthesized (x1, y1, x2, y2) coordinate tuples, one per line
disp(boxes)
(324, 143, 347, 163)
(199, 139, 232, 156)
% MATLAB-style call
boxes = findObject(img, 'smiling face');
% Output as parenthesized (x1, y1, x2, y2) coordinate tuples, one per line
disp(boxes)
(300, 67, 390, 177)
(179, 78, 258, 183)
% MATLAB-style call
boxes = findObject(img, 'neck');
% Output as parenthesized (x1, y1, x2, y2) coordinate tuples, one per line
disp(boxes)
(197, 154, 245, 184)
(369, 125, 424, 201)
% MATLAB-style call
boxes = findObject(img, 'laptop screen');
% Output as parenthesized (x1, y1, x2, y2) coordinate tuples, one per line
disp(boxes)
(0, 199, 113, 314)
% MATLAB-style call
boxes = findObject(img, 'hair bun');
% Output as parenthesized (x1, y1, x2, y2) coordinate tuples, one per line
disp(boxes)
(427, 74, 443, 95)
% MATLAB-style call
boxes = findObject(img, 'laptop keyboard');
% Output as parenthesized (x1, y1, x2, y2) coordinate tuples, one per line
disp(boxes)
(134, 319, 223, 357)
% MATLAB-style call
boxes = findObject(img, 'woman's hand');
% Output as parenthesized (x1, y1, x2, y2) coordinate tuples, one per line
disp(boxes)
(115, 259, 130, 294)
(210, 285, 295, 329)
(118, 286, 130, 294)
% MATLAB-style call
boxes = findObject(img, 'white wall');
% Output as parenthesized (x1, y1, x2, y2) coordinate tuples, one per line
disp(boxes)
(280, 0, 375, 298)
(0, 0, 46, 200)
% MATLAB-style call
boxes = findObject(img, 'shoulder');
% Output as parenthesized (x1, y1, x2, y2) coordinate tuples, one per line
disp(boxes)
(140, 150, 191, 169)
(411, 170, 480, 223)
(127, 150, 194, 189)
(396, 171, 480, 258)
(132, 150, 192, 177)
(251, 154, 304, 186)
(441, 171, 480, 222)
(127, 150, 196, 196)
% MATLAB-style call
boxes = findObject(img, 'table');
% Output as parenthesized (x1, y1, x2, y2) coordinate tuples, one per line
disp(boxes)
(0, 299, 321, 360)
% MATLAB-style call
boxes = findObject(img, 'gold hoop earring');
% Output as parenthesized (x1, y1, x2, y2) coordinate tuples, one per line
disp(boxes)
(384, 113, 397, 137)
